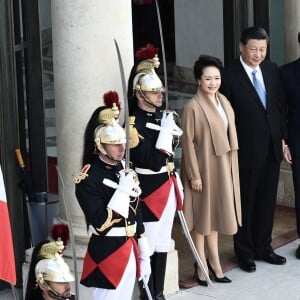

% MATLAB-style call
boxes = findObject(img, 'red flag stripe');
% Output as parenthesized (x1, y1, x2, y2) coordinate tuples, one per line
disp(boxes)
(0, 165, 16, 285)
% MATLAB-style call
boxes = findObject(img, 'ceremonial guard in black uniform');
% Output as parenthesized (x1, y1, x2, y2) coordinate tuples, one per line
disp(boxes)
(75, 92, 151, 300)
(127, 45, 183, 300)
(25, 239, 75, 300)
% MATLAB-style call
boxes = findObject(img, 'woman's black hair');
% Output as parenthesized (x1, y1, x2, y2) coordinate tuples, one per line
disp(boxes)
(193, 54, 223, 81)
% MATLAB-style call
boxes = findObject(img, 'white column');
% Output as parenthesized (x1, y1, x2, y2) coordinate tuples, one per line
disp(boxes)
(283, 0, 300, 62)
(51, 1, 133, 297)
(50, 1, 179, 298)
(51, 0, 133, 238)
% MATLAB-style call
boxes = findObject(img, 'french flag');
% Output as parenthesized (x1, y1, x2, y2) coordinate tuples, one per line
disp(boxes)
(0, 165, 16, 285)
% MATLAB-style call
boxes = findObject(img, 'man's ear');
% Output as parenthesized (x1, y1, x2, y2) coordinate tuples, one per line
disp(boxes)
(239, 42, 243, 54)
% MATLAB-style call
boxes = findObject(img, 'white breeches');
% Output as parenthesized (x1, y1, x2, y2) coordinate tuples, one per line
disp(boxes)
(93, 248, 136, 300)
(144, 183, 177, 254)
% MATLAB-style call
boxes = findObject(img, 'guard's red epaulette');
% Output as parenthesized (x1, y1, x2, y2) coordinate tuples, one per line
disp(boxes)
(74, 164, 91, 184)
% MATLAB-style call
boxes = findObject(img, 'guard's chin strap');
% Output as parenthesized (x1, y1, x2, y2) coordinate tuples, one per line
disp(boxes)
(98, 151, 121, 165)
(106, 154, 122, 164)
(138, 90, 161, 109)
(42, 281, 72, 300)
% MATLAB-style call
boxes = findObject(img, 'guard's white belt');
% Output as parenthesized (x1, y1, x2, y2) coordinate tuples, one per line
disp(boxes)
(90, 224, 136, 237)
(135, 166, 168, 175)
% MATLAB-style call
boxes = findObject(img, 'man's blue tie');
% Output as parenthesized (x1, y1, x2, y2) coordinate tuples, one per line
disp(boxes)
(252, 69, 266, 108)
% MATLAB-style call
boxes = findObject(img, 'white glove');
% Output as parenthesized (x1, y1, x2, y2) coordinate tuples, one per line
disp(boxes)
(147, 111, 182, 154)
(157, 112, 182, 154)
(160, 111, 183, 136)
(138, 237, 152, 284)
(106, 170, 141, 218)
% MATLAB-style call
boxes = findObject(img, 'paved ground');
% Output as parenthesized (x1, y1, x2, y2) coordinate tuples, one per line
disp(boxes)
(1, 240, 299, 299)
(168, 239, 300, 300)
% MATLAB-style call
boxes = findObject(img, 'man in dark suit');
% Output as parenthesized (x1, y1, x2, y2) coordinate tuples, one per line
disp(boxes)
(280, 32, 300, 259)
(221, 26, 287, 272)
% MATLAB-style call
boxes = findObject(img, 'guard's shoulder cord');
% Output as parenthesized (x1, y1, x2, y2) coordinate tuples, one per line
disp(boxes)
(74, 164, 91, 184)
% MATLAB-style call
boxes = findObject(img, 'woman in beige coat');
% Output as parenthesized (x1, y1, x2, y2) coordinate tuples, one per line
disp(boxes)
(181, 55, 241, 286)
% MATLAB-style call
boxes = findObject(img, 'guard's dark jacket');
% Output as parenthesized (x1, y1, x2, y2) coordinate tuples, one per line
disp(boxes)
(75, 158, 145, 289)
(130, 107, 182, 222)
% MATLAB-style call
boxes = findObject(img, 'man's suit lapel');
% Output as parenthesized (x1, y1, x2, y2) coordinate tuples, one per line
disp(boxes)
(295, 59, 300, 83)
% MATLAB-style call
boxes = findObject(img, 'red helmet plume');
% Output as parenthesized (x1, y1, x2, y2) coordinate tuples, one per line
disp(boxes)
(135, 44, 159, 61)
(50, 223, 70, 248)
(103, 90, 121, 111)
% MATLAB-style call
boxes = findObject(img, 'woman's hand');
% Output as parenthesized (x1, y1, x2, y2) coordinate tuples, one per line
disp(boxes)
(191, 179, 202, 192)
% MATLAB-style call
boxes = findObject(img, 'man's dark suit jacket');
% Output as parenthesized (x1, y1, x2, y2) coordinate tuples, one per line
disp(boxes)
(280, 58, 300, 154)
(221, 59, 285, 169)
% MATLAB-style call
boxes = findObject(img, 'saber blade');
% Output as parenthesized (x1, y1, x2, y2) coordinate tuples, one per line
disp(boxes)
(114, 40, 154, 298)
(56, 166, 80, 298)
(142, 278, 153, 300)
(154, 0, 168, 110)
(114, 39, 130, 171)
(177, 210, 212, 286)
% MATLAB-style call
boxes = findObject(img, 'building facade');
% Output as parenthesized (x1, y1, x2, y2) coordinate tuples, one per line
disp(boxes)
(0, 0, 299, 294)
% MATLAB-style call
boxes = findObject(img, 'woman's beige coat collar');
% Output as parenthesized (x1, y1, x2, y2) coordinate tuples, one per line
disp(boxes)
(194, 88, 239, 156)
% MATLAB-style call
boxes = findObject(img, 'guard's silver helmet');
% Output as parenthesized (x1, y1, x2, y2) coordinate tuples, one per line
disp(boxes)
(94, 119, 126, 155)
(133, 71, 164, 93)
(35, 242, 74, 284)
(132, 44, 164, 94)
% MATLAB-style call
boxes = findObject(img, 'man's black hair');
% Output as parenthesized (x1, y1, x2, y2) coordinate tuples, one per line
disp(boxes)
(240, 26, 269, 45)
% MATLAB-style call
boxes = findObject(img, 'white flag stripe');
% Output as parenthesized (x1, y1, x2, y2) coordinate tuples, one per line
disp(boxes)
(0, 165, 7, 202)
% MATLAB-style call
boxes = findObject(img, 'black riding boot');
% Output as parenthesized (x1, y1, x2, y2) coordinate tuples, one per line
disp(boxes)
(152, 252, 167, 300)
